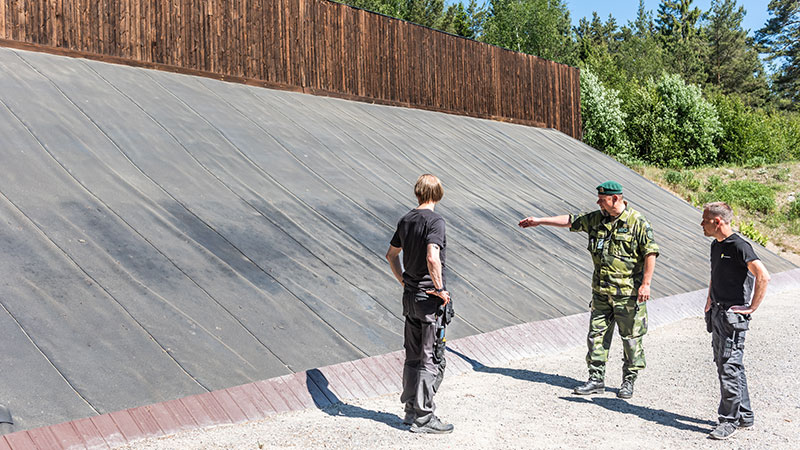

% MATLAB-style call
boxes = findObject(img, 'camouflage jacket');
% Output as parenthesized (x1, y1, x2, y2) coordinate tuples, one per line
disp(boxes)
(570, 207, 660, 296)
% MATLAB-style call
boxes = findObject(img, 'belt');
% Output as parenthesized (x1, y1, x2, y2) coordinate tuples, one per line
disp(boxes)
(712, 302, 744, 309)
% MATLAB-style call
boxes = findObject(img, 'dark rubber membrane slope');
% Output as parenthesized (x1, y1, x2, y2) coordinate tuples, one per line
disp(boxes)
(0, 47, 794, 433)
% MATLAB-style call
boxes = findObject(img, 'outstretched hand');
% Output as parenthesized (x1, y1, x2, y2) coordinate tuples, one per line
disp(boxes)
(518, 217, 540, 228)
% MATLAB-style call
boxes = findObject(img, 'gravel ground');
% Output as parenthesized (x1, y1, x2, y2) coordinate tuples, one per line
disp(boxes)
(121, 289, 800, 449)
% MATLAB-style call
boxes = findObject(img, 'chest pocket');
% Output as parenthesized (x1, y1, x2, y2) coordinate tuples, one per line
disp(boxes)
(610, 232, 635, 257)
(588, 230, 607, 255)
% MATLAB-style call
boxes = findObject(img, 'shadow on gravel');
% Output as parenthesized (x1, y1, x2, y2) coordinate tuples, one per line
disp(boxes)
(306, 369, 408, 431)
(448, 348, 582, 389)
(560, 396, 716, 433)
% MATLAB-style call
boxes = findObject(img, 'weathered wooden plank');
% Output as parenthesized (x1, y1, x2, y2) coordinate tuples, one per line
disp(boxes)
(0, 0, 6, 39)
(0, 0, 580, 138)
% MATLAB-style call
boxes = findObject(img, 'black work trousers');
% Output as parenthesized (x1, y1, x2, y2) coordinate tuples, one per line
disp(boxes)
(400, 288, 445, 424)
(710, 303, 753, 426)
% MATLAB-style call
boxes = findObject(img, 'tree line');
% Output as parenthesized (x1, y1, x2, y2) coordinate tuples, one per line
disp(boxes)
(334, 0, 800, 168)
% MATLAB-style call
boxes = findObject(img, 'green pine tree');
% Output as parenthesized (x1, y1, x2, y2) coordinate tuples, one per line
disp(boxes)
(704, 0, 768, 106)
(756, 0, 800, 109)
(656, 0, 707, 84)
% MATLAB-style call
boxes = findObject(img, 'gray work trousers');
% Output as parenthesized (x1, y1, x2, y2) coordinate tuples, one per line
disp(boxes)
(400, 288, 445, 423)
(710, 303, 753, 426)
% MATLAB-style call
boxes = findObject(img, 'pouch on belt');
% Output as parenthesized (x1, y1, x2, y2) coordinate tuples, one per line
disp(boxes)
(724, 310, 750, 331)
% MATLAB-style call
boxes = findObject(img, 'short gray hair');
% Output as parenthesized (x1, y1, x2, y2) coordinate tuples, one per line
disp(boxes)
(703, 202, 733, 224)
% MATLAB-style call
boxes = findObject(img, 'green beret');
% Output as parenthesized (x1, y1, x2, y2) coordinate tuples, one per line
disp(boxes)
(596, 181, 623, 195)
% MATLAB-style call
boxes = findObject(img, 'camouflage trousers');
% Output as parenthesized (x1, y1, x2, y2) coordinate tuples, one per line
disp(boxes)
(586, 292, 648, 382)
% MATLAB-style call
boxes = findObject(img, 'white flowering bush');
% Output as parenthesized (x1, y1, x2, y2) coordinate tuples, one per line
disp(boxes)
(580, 69, 631, 157)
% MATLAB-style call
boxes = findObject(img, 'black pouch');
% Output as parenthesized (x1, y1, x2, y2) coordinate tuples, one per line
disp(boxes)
(724, 310, 750, 331)
(442, 299, 455, 325)
(704, 309, 713, 333)
(433, 299, 454, 366)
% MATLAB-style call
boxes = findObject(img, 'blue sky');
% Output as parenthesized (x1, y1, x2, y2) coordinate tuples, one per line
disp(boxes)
(565, 0, 770, 36)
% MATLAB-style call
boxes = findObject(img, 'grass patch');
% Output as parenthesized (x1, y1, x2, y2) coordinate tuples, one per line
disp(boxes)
(630, 161, 800, 255)
(700, 180, 778, 214)
(787, 220, 800, 236)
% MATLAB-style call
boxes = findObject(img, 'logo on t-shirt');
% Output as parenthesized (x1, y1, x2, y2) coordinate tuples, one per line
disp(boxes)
(720, 253, 731, 259)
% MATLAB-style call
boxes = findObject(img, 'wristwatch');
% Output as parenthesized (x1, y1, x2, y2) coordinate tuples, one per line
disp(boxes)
(434, 287, 445, 293)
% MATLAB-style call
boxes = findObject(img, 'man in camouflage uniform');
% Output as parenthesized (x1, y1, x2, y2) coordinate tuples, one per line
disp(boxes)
(518, 181, 659, 399)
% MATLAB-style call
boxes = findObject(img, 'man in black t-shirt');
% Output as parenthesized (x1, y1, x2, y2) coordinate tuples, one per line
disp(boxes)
(701, 202, 771, 440)
(386, 174, 453, 434)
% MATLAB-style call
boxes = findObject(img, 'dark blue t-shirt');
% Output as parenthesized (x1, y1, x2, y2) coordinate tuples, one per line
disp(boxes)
(710, 233, 759, 306)
(390, 208, 446, 290)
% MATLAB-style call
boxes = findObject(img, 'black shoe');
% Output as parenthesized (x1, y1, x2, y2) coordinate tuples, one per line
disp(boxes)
(402, 411, 416, 426)
(573, 379, 605, 395)
(709, 422, 737, 440)
(410, 415, 454, 434)
(617, 380, 634, 399)
(737, 420, 754, 429)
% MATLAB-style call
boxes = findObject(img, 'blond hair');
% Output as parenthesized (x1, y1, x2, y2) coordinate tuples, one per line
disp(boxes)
(414, 174, 443, 204)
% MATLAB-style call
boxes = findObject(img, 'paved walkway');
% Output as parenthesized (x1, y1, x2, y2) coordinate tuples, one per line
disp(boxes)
(120, 289, 800, 449)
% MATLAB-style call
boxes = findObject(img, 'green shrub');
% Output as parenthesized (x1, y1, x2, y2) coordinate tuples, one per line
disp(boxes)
(705, 92, 800, 166)
(663, 170, 683, 185)
(787, 198, 800, 220)
(663, 170, 700, 190)
(625, 73, 721, 167)
(738, 221, 768, 246)
(744, 156, 768, 168)
(581, 69, 631, 157)
(712, 94, 766, 164)
(614, 153, 647, 168)
(757, 111, 800, 162)
(687, 192, 702, 207)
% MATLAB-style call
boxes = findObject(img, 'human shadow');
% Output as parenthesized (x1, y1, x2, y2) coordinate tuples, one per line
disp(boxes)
(560, 396, 716, 434)
(0, 404, 11, 424)
(305, 369, 407, 430)
(449, 348, 714, 434)
(448, 348, 583, 390)
(0, 404, 12, 435)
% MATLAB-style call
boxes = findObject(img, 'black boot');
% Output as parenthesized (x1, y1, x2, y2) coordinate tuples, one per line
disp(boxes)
(617, 379, 634, 399)
(573, 379, 605, 395)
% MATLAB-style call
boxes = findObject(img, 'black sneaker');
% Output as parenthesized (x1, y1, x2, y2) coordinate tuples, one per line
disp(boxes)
(709, 422, 738, 440)
(617, 380, 634, 399)
(573, 379, 605, 395)
(737, 420, 754, 429)
(402, 411, 416, 426)
(410, 415, 454, 434)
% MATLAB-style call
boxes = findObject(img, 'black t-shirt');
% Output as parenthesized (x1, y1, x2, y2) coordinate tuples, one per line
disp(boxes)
(390, 208, 446, 289)
(710, 233, 759, 306)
